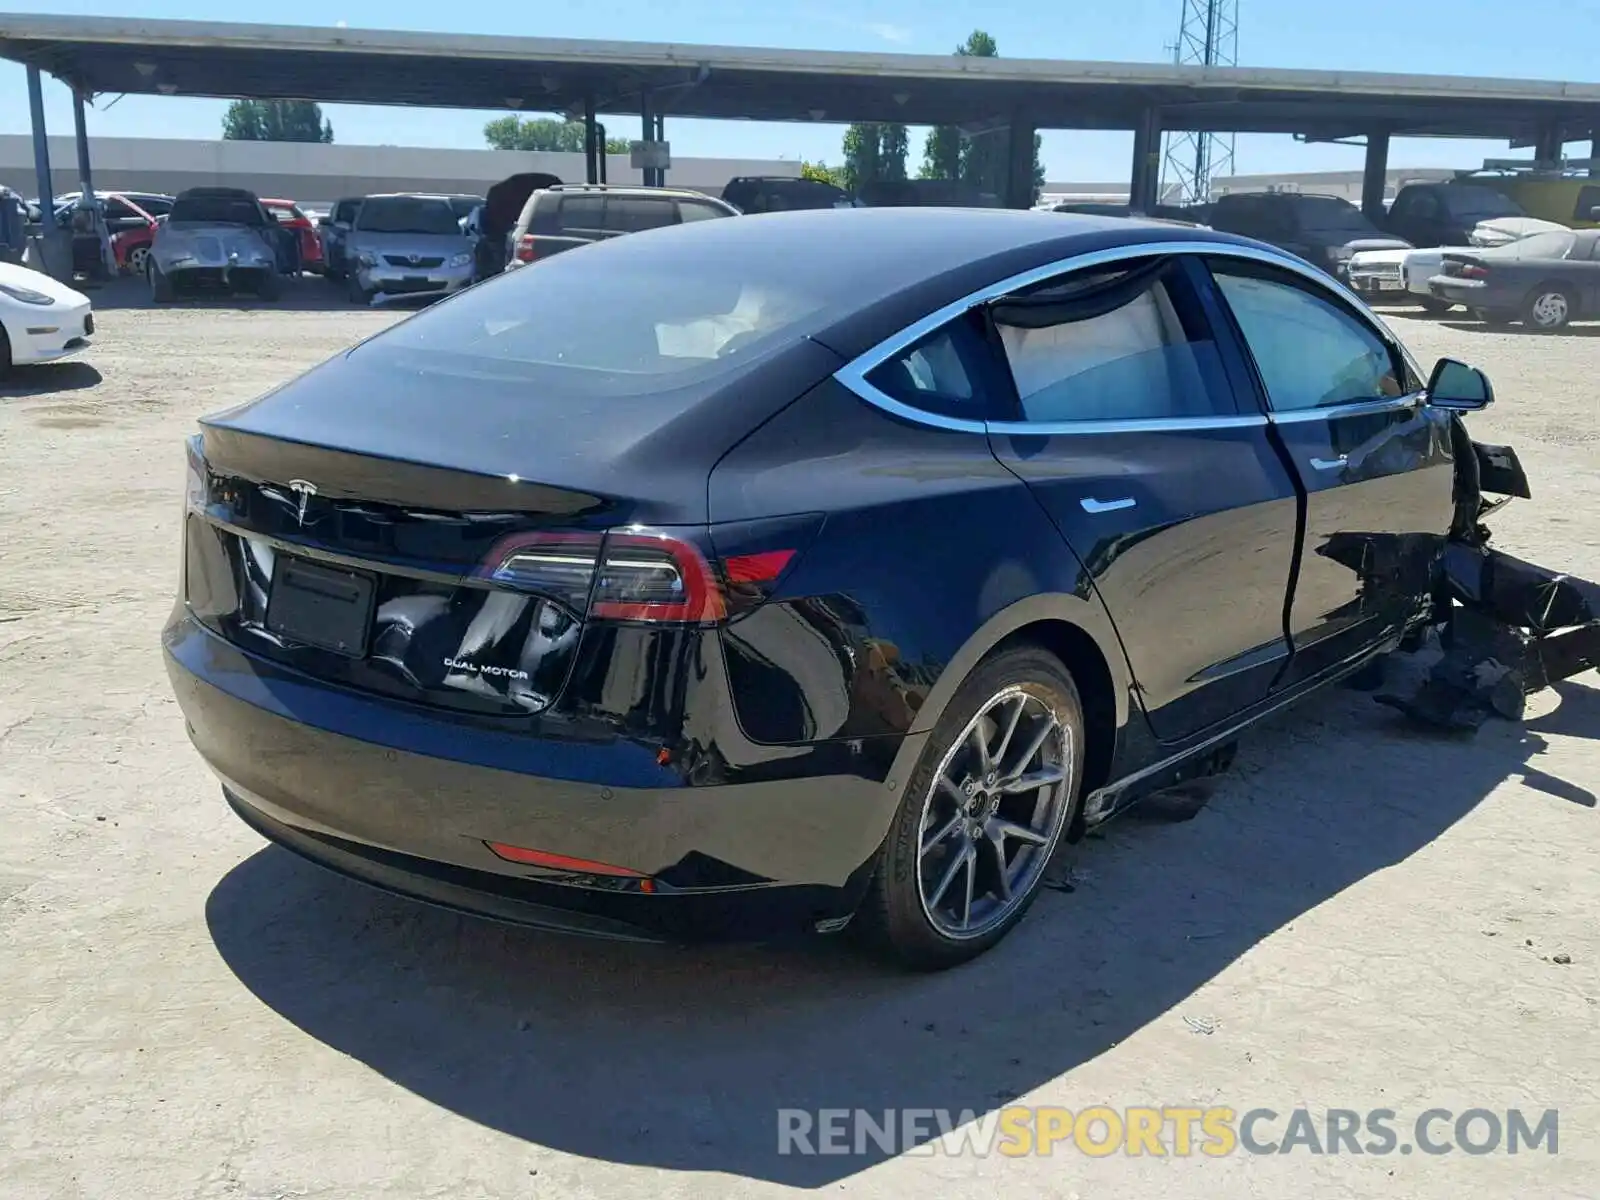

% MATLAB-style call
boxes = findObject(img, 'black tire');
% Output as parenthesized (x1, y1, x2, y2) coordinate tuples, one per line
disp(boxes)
(148, 260, 174, 303)
(857, 644, 1086, 970)
(1522, 285, 1573, 332)
(0, 323, 12, 376)
(1418, 297, 1451, 316)
(257, 270, 282, 301)
(347, 273, 372, 307)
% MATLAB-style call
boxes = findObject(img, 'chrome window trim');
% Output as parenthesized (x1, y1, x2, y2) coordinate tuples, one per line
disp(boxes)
(832, 238, 1413, 437)
(1268, 394, 1423, 425)
(989, 413, 1268, 437)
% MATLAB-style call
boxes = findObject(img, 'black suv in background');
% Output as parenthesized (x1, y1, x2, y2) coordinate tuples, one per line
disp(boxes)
(1381, 182, 1528, 247)
(720, 175, 857, 212)
(506, 184, 739, 265)
(1208, 191, 1410, 278)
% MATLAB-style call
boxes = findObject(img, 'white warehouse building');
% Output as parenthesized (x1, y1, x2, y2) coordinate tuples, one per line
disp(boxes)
(0, 134, 803, 207)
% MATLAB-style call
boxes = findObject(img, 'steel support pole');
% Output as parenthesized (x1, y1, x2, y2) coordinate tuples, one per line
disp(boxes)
(583, 96, 598, 185)
(1361, 131, 1390, 221)
(1005, 113, 1037, 209)
(639, 91, 655, 186)
(1129, 107, 1162, 213)
(26, 65, 68, 279)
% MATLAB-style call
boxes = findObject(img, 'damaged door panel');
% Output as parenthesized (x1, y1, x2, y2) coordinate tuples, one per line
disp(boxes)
(1376, 424, 1598, 729)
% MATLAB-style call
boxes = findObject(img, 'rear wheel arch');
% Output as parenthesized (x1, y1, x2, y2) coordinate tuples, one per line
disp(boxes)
(884, 595, 1129, 820)
(995, 619, 1118, 801)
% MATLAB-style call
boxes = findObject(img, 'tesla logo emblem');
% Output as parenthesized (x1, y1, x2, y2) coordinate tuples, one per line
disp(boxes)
(287, 479, 317, 527)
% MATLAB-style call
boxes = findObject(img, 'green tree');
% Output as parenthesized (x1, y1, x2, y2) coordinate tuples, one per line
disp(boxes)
(484, 115, 629, 154)
(919, 30, 1044, 205)
(800, 160, 848, 188)
(222, 100, 333, 143)
(841, 122, 908, 193)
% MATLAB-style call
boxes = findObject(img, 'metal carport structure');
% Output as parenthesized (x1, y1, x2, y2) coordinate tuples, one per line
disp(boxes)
(5, 12, 1600, 273)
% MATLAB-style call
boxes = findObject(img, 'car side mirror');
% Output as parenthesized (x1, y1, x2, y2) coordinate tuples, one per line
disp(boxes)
(1426, 357, 1494, 412)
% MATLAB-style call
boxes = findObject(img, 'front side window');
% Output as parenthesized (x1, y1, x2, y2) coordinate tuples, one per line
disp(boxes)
(1209, 259, 1405, 413)
(992, 259, 1234, 424)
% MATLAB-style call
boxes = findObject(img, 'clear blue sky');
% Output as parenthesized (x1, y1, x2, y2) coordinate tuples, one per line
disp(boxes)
(3, 0, 1597, 182)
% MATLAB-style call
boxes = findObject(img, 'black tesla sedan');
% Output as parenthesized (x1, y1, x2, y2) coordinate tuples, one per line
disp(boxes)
(164, 207, 1495, 968)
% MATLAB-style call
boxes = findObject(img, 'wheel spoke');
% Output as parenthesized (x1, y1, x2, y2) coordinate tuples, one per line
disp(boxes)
(998, 765, 1066, 794)
(920, 814, 963, 857)
(988, 834, 1013, 902)
(960, 849, 976, 929)
(988, 818, 1050, 847)
(967, 720, 994, 776)
(1000, 714, 1057, 780)
(928, 843, 972, 909)
(991, 695, 1026, 769)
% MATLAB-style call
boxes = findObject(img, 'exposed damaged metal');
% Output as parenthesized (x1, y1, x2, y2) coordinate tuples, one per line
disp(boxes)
(1377, 430, 1599, 731)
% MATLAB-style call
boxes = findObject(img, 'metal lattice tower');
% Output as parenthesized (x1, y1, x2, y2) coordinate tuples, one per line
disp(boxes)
(1159, 0, 1239, 204)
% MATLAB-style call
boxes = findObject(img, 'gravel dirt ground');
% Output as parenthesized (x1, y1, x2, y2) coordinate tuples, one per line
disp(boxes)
(1, 280, 1597, 1199)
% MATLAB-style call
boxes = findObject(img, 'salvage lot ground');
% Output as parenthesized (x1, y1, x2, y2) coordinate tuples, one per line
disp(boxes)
(2, 280, 1598, 1199)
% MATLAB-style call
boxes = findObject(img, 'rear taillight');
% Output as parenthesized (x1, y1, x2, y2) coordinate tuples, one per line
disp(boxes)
(515, 234, 537, 263)
(478, 519, 816, 625)
(1460, 264, 1490, 280)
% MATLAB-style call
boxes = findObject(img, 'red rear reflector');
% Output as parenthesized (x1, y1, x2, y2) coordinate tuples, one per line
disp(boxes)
(515, 234, 537, 262)
(485, 841, 645, 877)
(722, 549, 795, 584)
(1461, 264, 1490, 279)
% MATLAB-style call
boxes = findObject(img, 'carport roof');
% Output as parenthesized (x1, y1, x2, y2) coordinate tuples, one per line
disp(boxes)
(3, 13, 1600, 139)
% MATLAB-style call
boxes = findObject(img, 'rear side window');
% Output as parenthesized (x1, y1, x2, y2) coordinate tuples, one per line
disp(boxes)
(556, 195, 606, 233)
(1209, 259, 1405, 412)
(677, 200, 727, 223)
(993, 258, 1235, 423)
(863, 311, 999, 420)
(604, 197, 677, 234)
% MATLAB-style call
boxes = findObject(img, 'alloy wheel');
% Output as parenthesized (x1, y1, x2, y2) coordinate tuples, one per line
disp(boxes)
(126, 245, 150, 276)
(915, 683, 1073, 940)
(1529, 291, 1569, 329)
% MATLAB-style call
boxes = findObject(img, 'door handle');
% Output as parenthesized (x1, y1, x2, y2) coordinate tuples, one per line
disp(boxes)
(1081, 496, 1137, 514)
(1309, 455, 1348, 471)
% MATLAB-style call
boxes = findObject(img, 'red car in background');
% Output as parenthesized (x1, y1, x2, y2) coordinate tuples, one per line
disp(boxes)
(262, 198, 325, 274)
(105, 194, 162, 277)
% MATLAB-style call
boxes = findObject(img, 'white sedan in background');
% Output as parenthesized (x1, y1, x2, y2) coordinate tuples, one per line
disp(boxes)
(1347, 215, 1569, 312)
(0, 261, 94, 373)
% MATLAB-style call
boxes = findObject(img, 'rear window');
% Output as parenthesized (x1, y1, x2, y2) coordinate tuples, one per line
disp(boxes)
(356, 226, 844, 397)
(170, 194, 264, 225)
(557, 194, 677, 235)
(355, 197, 460, 235)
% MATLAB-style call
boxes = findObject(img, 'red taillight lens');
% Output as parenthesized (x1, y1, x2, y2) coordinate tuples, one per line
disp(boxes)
(479, 521, 814, 625)
(1460, 264, 1490, 280)
(515, 234, 537, 262)
(590, 530, 725, 623)
(482, 530, 603, 611)
(485, 841, 645, 877)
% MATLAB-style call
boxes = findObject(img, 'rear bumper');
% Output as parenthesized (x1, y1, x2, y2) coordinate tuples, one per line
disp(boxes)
(164, 614, 906, 941)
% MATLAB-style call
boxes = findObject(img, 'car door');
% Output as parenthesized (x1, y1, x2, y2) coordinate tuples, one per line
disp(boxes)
(1203, 255, 1456, 688)
(981, 251, 1302, 742)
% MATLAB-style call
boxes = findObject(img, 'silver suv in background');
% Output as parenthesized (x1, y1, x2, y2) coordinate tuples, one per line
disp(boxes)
(345, 194, 478, 305)
(506, 184, 738, 266)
